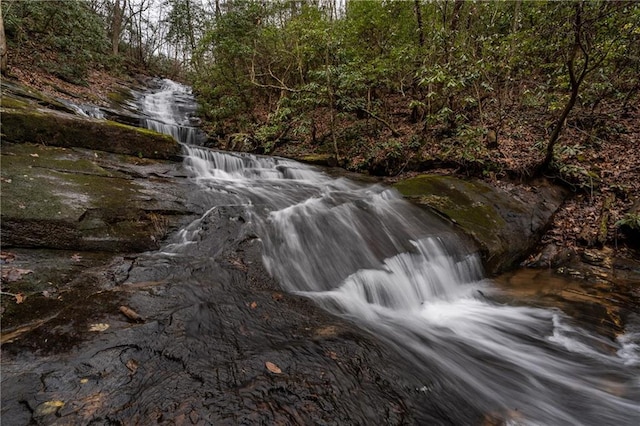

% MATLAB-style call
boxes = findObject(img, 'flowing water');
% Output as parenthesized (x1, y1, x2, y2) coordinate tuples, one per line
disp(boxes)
(139, 78, 207, 145)
(140, 79, 640, 425)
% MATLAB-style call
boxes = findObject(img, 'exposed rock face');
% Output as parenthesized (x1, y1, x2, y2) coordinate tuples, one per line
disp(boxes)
(0, 78, 574, 425)
(1, 110, 181, 160)
(1, 79, 181, 160)
(1, 142, 195, 252)
(394, 174, 567, 274)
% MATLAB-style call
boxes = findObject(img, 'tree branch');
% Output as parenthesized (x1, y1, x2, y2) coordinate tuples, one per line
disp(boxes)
(359, 108, 400, 137)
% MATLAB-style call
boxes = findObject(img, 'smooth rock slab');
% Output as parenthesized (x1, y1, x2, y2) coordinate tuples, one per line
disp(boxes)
(1, 142, 195, 252)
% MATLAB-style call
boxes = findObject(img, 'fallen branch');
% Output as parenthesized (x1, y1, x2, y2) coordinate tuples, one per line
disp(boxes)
(359, 108, 400, 137)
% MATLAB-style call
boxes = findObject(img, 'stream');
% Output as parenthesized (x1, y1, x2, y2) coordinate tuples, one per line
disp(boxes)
(1, 79, 638, 425)
(137, 80, 640, 425)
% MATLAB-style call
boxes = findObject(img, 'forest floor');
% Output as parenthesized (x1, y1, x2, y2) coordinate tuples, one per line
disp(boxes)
(3, 59, 639, 274)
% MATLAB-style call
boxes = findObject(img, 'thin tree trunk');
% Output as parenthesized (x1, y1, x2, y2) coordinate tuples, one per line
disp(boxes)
(540, 2, 588, 172)
(0, 2, 7, 75)
(414, 0, 424, 48)
(325, 47, 339, 163)
(450, 0, 464, 32)
(112, 0, 126, 55)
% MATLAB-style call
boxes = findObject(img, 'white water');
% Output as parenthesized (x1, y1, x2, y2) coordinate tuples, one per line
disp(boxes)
(142, 82, 640, 425)
(139, 78, 204, 145)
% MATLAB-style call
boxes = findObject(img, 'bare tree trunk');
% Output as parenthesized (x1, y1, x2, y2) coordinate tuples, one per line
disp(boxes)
(186, 0, 196, 53)
(0, 1, 7, 75)
(540, 2, 588, 172)
(325, 47, 339, 163)
(450, 0, 464, 32)
(112, 0, 126, 55)
(414, 0, 424, 48)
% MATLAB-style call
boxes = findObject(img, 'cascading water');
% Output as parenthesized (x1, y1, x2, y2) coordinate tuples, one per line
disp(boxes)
(141, 81, 640, 425)
(139, 78, 206, 145)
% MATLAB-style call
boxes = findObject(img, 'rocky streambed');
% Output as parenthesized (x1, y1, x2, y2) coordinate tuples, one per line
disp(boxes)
(2, 78, 639, 425)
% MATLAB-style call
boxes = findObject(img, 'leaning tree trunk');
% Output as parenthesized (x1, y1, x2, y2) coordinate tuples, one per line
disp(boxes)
(414, 0, 424, 48)
(539, 2, 589, 173)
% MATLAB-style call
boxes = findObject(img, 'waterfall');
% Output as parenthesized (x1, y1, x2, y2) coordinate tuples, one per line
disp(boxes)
(139, 78, 205, 145)
(141, 80, 640, 426)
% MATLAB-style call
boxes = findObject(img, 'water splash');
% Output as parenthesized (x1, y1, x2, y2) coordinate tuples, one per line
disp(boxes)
(59, 99, 105, 119)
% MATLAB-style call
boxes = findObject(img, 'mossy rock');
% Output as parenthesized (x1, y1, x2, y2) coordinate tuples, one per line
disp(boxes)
(1, 96, 30, 110)
(0, 109, 181, 160)
(1, 143, 195, 252)
(297, 154, 335, 166)
(394, 175, 566, 274)
(1, 80, 77, 114)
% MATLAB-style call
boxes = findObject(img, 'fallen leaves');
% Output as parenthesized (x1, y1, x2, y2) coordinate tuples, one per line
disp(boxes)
(0, 291, 26, 304)
(1, 267, 33, 283)
(249, 301, 258, 309)
(1, 258, 32, 304)
(35, 400, 64, 417)
(126, 358, 139, 374)
(88, 323, 110, 332)
(0, 251, 16, 263)
(119, 305, 144, 323)
(265, 361, 282, 374)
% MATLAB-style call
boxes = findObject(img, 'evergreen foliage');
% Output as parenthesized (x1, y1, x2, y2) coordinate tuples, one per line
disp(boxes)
(187, 0, 639, 175)
(3, 0, 108, 83)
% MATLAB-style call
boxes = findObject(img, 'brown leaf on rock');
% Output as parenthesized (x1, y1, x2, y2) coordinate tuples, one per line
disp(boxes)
(119, 305, 144, 323)
(126, 358, 139, 374)
(34, 400, 64, 417)
(15, 293, 26, 304)
(1, 268, 33, 283)
(265, 361, 282, 374)
(0, 252, 16, 263)
(89, 323, 110, 332)
(250, 301, 258, 309)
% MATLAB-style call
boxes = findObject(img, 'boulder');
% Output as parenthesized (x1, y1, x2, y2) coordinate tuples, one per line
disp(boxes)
(394, 174, 567, 274)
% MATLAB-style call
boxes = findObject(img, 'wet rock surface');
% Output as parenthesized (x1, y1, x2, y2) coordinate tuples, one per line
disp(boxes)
(394, 175, 568, 274)
(1, 132, 481, 424)
(1, 109, 181, 160)
(1, 142, 194, 252)
(2, 201, 482, 425)
(4, 78, 637, 425)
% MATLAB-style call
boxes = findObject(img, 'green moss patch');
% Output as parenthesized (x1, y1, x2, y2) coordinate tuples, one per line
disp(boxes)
(1, 142, 189, 252)
(1, 96, 30, 110)
(395, 175, 507, 244)
(0, 109, 181, 160)
(394, 174, 562, 273)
